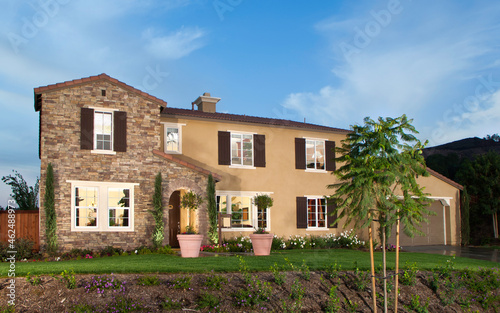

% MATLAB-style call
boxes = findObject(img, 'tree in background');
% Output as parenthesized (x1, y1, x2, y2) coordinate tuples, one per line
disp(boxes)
(457, 151, 500, 239)
(151, 172, 164, 248)
(44, 163, 58, 254)
(206, 174, 218, 244)
(2, 170, 39, 210)
(484, 133, 500, 142)
(329, 115, 431, 313)
(461, 186, 471, 246)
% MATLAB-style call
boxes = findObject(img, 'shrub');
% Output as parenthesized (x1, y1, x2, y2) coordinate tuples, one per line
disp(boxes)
(400, 261, 419, 286)
(202, 270, 228, 290)
(137, 275, 159, 286)
(160, 297, 182, 310)
(84, 274, 126, 294)
(59, 269, 76, 289)
(197, 292, 221, 310)
(0, 238, 35, 260)
(26, 272, 42, 286)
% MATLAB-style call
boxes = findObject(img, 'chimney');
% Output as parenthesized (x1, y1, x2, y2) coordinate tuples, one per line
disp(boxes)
(193, 92, 221, 113)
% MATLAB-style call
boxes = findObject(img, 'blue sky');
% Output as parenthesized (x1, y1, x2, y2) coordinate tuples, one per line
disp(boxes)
(1, 0, 500, 207)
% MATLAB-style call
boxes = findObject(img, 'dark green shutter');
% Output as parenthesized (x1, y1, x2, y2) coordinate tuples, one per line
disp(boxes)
(80, 107, 94, 150)
(325, 141, 336, 171)
(295, 138, 306, 169)
(254, 134, 266, 167)
(114, 111, 127, 152)
(296, 197, 307, 228)
(218, 131, 231, 165)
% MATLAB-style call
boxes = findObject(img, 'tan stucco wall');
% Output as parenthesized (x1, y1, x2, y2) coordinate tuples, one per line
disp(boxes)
(161, 114, 462, 245)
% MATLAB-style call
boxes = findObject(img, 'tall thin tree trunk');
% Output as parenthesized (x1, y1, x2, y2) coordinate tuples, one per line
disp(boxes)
(382, 226, 387, 313)
(394, 216, 400, 313)
(493, 212, 499, 239)
(369, 222, 377, 313)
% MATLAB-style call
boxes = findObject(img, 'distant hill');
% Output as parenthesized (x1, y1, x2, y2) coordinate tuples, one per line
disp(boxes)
(423, 137, 500, 160)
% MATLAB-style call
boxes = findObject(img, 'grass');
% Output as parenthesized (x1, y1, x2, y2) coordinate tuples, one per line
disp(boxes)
(1, 249, 498, 277)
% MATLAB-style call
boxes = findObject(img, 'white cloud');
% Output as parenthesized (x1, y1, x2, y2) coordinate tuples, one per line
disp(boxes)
(282, 1, 500, 145)
(143, 27, 206, 60)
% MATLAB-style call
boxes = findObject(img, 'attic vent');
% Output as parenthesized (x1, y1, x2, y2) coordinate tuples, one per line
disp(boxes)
(101, 90, 106, 96)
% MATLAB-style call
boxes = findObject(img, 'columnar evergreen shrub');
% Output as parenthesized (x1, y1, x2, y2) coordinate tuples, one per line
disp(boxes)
(44, 163, 58, 254)
(151, 172, 164, 248)
(206, 174, 218, 244)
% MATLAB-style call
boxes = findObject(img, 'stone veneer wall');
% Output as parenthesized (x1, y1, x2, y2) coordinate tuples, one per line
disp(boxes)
(38, 80, 209, 252)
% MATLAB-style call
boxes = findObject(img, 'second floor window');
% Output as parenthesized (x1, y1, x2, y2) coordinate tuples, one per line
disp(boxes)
(94, 111, 113, 151)
(165, 127, 179, 152)
(231, 133, 253, 166)
(306, 140, 325, 170)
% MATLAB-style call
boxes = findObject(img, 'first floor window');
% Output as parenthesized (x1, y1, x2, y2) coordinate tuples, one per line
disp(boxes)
(216, 191, 271, 230)
(75, 187, 98, 227)
(108, 188, 130, 227)
(70, 181, 137, 232)
(308, 197, 326, 228)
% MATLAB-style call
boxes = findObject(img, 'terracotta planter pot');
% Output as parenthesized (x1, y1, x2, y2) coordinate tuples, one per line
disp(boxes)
(249, 233, 274, 256)
(177, 234, 203, 258)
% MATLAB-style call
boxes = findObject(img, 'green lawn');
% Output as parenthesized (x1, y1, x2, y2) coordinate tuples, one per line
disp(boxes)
(1, 249, 498, 277)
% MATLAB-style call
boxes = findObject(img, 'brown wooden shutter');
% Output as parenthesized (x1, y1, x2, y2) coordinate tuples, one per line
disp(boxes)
(325, 140, 336, 171)
(296, 196, 308, 228)
(218, 131, 231, 165)
(327, 199, 338, 228)
(254, 134, 266, 167)
(114, 111, 127, 152)
(80, 107, 94, 150)
(295, 138, 306, 169)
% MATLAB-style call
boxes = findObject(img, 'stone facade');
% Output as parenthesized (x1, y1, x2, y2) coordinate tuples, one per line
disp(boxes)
(37, 78, 210, 252)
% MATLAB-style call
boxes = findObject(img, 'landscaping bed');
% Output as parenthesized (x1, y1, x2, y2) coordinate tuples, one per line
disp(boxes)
(1, 257, 499, 312)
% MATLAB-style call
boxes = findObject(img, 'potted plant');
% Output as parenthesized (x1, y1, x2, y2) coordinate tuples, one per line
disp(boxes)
(249, 194, 274, 256)
(177, 190, 204, 257)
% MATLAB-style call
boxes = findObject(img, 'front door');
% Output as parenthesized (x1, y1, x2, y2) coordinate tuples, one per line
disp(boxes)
(169, 190, 181, 247)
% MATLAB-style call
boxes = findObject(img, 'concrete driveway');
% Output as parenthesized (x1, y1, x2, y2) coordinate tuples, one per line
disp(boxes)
(404, 245, 500, 263)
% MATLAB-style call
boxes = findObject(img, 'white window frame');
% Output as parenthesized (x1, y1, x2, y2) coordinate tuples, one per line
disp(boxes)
(306, 195, 328, 230)
(90, 107, 118, 155)
(229, 131, 255, 169)
(68, 180, 138, 232)
(216, 191, 272, 232)
(162, 122, 185, 154)
(304, 137, 327, 172)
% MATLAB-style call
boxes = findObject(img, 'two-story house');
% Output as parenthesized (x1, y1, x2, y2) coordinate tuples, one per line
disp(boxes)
(34, 74, 462, 251)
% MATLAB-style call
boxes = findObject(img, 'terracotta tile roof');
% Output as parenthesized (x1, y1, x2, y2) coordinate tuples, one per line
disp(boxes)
(34, 73, 168, 111)
(153, 149, 222, 181)
(426, 167, 463, 190)
(162, 107, 351, 133)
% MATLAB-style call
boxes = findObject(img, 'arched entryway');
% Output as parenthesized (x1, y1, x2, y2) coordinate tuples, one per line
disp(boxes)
(169, 190, 181, 247)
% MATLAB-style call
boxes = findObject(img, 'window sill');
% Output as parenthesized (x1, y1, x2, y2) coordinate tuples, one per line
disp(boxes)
(229, 165, 256, 170)
(91, 150, 116, 155)
(73, 227, 134, 232)
(306, 227, 329, 231)
(305, 169, 327, 173)
(221, 228, 256, 232)
(163, 150, 182, 154)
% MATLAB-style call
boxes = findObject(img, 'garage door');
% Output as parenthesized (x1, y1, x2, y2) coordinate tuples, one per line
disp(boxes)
(389, 201, 446, 246)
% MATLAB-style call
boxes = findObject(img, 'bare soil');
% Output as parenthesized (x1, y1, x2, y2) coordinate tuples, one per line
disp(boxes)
(0, 270, 497, 312)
